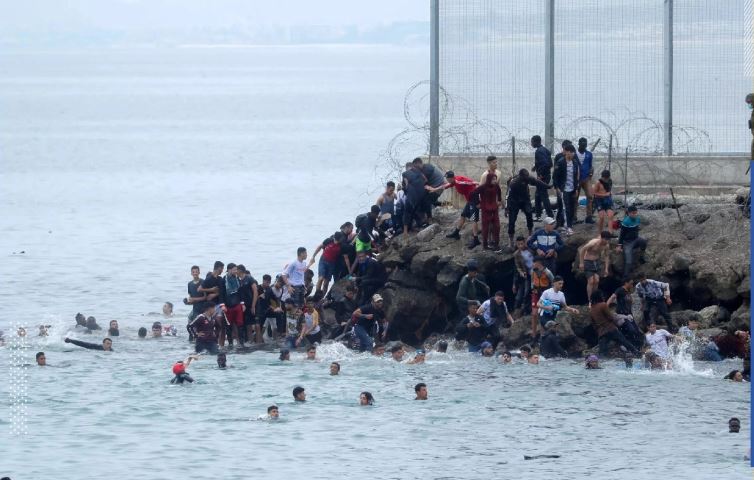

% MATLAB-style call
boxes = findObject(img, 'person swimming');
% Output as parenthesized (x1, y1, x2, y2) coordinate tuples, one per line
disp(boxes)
(359, 391, 375, 405)
(436, 340, 448, 353)
(585, 354, 601, 369)
(217, 352, 228, 369)
(279, 349, 291, 361)
(408, 349, 426, 364)
(138, 327, 147, 338)
(170, 354, 199, 384)
(258, 405, 279, 420)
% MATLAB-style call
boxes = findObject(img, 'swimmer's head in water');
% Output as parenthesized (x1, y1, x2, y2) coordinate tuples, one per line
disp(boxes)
(109, 320, 119, 330)
(293, 386, 306, 402)
(102, 338, 113, 351)
(279, 349, 290, 361)
(480, 342, 494, 357)
(519, 345, 531, 359)
(729, 417, 741, 433)
(414, 383, 428, 400)
(330, 362, 340, 375)
(373, 344, 386, 356)
(268, 405, 279, 418)
(138, 327, 147, 338)
(437, 341, 448, 353)
(360, 391, 374, 406)
(501, 351, 512, 363)
(152, 322, 163, 337)
(390, 344, 404, 361)
(306, 346, 317, 360)
(217, 353, 227, 368)
(36, 351, 46, 366)
(586, 354, 599, 369)
(528, 354, 540, 365)
(163, 302, 173, 316)
(75, 313, 86, 325)
(172, 361, 186, 375)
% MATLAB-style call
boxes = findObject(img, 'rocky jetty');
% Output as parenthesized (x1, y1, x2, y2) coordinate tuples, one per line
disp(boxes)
(368, 199, 750, 354)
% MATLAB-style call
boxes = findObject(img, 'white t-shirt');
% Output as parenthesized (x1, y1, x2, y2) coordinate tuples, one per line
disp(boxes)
(646, 329, 673, 358)
(539, 288, 566, 317)
(284, 259, 307, 286)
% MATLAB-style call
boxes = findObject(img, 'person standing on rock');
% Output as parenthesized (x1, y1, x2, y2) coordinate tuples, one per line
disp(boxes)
(437, 171, 480, 249)
(634, 273, 673, 330)
(350, 251, 387, 305)
(505, 168, 552, 249)
(616, 205, 647, 277)
(421, 161, 447, 223)
(401, 158, 428, 235)
(531, 135, 554, 220)
(589, 290, 640, 357)
(578, 231, 613, 305)
(376, 180, 397, 233)
(470, 172, 503, 250)
(527, 217, 563, 274)
(455, 260, 490, 314)
(575, 137, 595, 225)
(607, 278, 645, 351)
(512, 236, 534, 317)
(552, 143, 580, 235)
(591, 170, 615, 235)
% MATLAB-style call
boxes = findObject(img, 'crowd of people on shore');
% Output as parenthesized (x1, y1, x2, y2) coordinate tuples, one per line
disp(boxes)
(9, 135, 750, 388)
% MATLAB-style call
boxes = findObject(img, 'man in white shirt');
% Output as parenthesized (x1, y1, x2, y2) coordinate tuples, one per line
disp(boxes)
(537, 276, 579, 330)
(645, 322, 675, 359)
(283, 247, 308, 307)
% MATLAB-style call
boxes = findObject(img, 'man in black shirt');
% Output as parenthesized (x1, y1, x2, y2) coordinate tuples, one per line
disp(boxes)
(531, 135, 554, 219)
(608, 278, 645, 350)
(184, 265, 207, 341)
(238, 265, 260, 344)
(402, 158, 428, 234)
(456, 300, 486, 352)
(199, 261, 225, 304)
(350, 294, 386, 352)
(506, 168, 552, 249)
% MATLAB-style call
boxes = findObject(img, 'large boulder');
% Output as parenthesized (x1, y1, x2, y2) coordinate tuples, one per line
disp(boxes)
(697, 305, 730, 328)
(725, 304, 750, 332)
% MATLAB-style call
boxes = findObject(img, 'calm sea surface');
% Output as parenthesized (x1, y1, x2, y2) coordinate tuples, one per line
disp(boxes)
(0, 46, 749, 479)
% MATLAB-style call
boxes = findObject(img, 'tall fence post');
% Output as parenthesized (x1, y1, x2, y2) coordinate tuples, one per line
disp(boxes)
(608, 134, 613, 171)
(511, 136, 516, 176)
(430, 0, 440, 157)
(545, 0, 555, 152)
(663, 0, 673, 156)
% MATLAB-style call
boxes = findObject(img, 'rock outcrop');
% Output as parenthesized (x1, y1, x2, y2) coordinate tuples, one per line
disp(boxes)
(370, 200, 750, 356)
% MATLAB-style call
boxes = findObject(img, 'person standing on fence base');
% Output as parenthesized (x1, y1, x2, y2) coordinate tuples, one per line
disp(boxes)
(575, 137, 595, 224)
(553, 143, 580, 235)
(531, 135, 554, 220)
(505, 168, 552, 249)
(747, 93, 754, 161)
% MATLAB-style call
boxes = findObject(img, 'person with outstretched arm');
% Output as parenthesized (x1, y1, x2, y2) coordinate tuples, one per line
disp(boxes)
(64, 337, 113, 351)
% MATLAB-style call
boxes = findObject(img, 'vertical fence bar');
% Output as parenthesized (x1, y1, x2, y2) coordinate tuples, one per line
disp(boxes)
(545, 0, 555, 152)
(430, 0, 440, 156)
(511, 136, 516, 176)
(663, 0, 673, 156)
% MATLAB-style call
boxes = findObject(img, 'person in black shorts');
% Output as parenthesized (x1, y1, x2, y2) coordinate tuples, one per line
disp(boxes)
(189, 302, 219, 355)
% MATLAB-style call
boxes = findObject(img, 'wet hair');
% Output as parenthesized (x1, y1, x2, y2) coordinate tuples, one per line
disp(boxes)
(297, 247, 307, 256)
(386, 181, 395, 188)
(268, 405, 278, 413)
(553, 275, 564, 283)
(292, 386, 305, 398)
(486, 155, 497, 163)
(360, 391, 374, 404)
(138, 327, 147, 338)
(333, 231, 345, 243)
(590, 290, 605, 304)
(263, 274, 272, 281)
(531, 135, 542, 145)
(213, 260, 224, 270)
(373, 343, 386, 351)
(331, 362, 340, 371)
(307, 345, 317, 352)
(502, 351, 512, 357)
(164, 301, 173, 309)
(520, 345, 532, 354)
(438, 340, 448, 352)
(36, 351, 45, 360)
(390, 344, 403, 354)
(191, 265, 200, 272)
(414, 382, 427, 393)
(279, 349, 290, 360)
(75, 313, 86, 325)
(102, 338, 112, 344)
(724, 370, 742, 380)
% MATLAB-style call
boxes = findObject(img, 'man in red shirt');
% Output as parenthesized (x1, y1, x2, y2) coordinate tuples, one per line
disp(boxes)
(433, 171, 480, 249)
(308, 231, 347, 295)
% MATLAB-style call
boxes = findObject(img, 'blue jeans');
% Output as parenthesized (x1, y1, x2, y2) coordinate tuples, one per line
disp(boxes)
(622, 238, 648, 277)
(353, 325, 373, 352)
(703, 346, 723, 362)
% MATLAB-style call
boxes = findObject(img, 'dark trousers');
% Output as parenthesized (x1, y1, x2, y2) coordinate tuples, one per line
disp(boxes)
(622, 238, 648, 277)
(556, 190, 577, 228)
(620, 320, 645, 350)
(598, 329, 638, 356)
(534, 184, 554, 217)
(643, 298, 673, 329)
(514, 273, 531, 314)
(508, 201, 533, 235)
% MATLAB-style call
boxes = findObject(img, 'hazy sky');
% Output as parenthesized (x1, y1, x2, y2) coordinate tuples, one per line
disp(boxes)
(3, 0, 429, 31)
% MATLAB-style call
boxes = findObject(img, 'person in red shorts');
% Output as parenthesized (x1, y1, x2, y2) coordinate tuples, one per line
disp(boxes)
(222, 263, 244, 348)
(529, 257, 554, 340)
(433, 171, 480, 249)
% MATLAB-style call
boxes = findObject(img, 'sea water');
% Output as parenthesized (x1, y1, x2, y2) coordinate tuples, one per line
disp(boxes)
(0, 46, 750, 479)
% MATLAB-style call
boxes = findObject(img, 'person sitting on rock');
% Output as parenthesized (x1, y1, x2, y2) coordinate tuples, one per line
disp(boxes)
(635, 273, 674, 331)
(589, 290, 640, 357)
(350, 251, 387, 305)
(527, 217, 563, 274)
(476, 291, 514, 349)
(455, 259, 490, 314)
(456, 300, 486, 353)
(615, 205, 647, 277)
(529, 257, 554, 340)
(537, 275, 579, 332)
(539, 320, 568, 358)
(437, 171, 480, 248)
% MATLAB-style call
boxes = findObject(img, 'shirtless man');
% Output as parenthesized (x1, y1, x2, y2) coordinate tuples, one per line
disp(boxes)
(578, 231, 612, 303)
